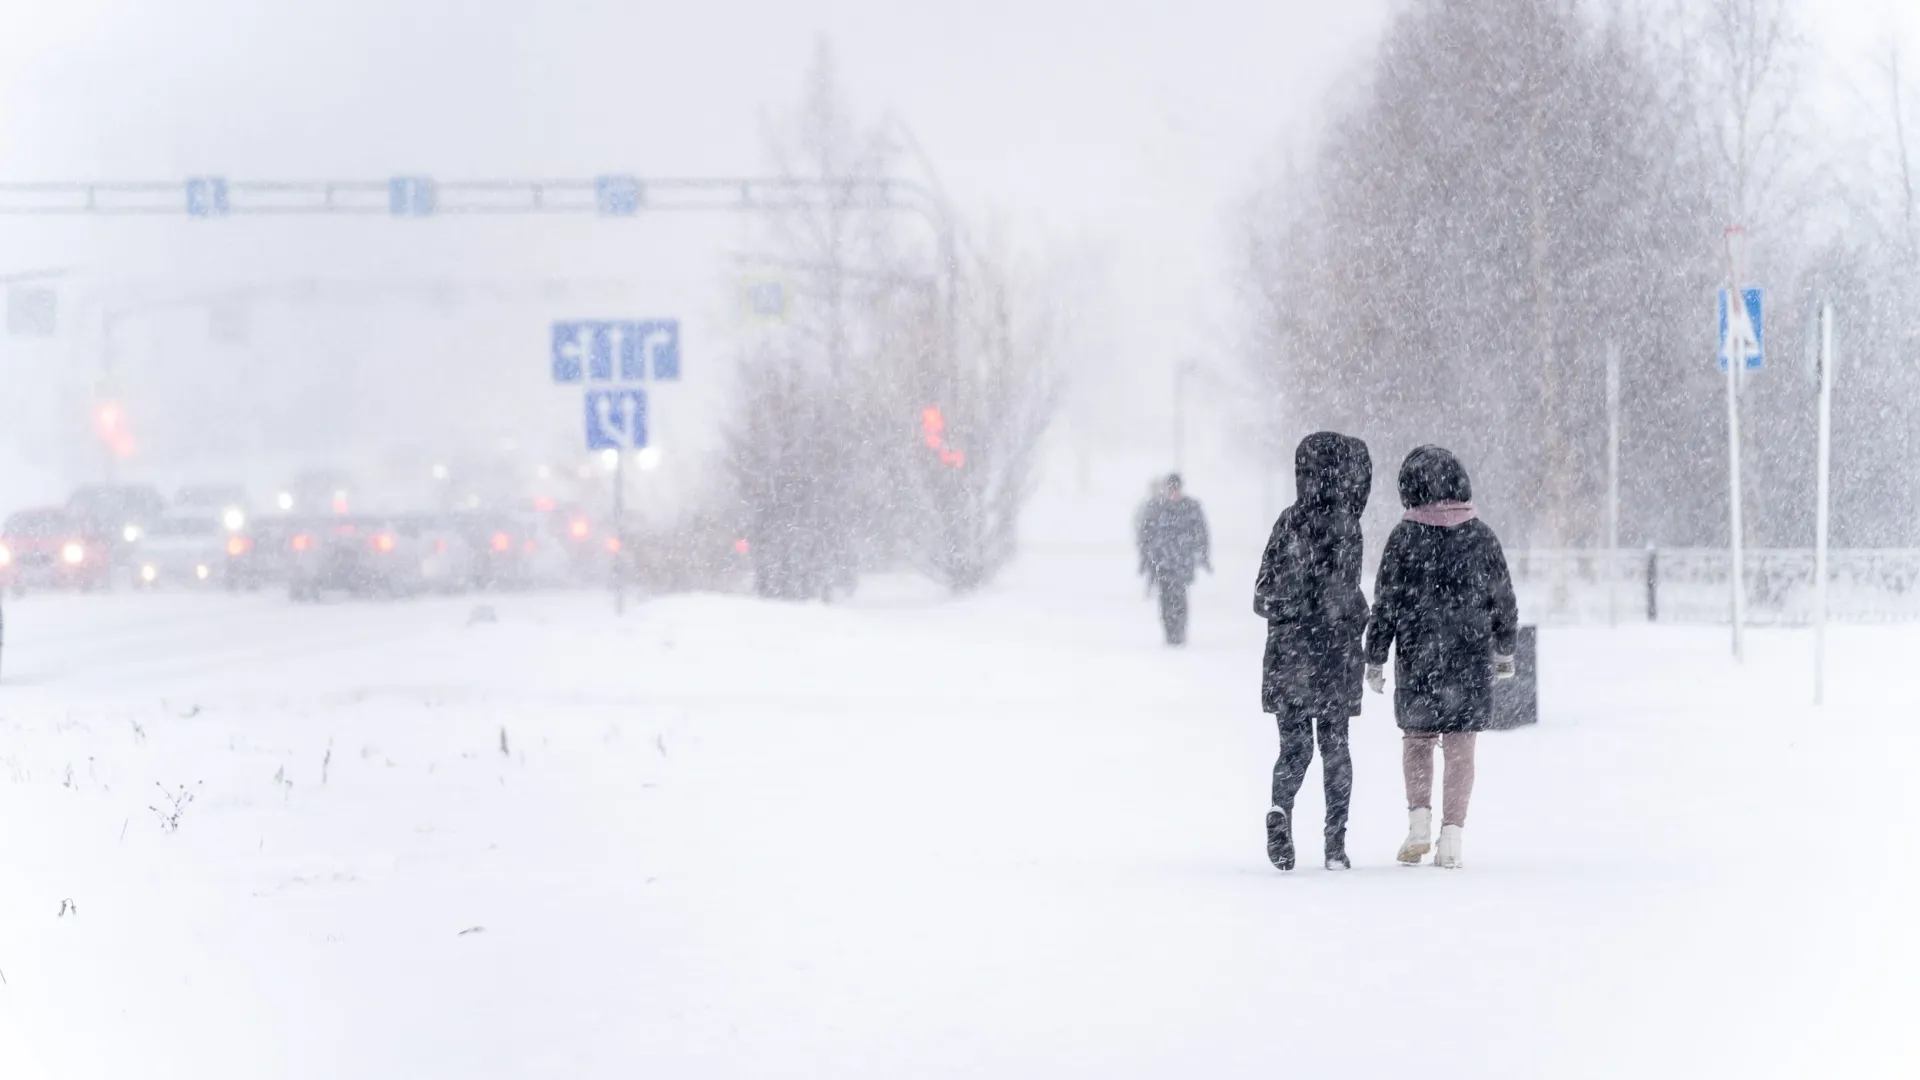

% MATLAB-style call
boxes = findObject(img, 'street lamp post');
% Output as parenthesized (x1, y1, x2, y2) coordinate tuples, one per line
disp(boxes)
(1173, 358, 1199, 474)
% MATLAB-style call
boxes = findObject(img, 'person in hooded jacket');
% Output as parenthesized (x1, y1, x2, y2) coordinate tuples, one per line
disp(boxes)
(1254, 432, 1373, 871)
(1137, 473, 1211, 645)
(1364, 446, 1519, 870)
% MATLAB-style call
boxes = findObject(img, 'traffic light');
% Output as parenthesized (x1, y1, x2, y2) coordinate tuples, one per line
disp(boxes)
(920, 406, 965, 469)
(94, 400, 134, 458)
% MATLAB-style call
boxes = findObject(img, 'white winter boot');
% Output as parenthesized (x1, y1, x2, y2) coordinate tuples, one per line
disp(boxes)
(1396, 807, 1433, 865)
(1435, 824, 1464, 869)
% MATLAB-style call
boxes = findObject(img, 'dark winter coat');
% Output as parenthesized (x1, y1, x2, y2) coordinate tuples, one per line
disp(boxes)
(1254, 432, 1372, 717)
(1364, 446, 1520, 734)
(1138, 495, 1210, 587)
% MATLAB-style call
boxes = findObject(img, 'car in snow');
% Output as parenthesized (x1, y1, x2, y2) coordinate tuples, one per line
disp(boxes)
(132, 514, 234, 589)
(67, 483, 167, 561)
(412, 517, 478, 594)
(448, 512, 541, 590)
(531, 505, 623, 586)
(276, 470, 358, 517)
(285, 516, 429, 601)
(173, 484, 253, 534)
(230, 515, 306, 590)
(0, 507, 113, 593)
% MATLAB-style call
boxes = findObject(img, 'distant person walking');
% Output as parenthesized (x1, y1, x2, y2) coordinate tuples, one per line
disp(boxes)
(1136, 473, 1211, 646)
(1254, 433, 1372, 871)
(1364, 446, 1519, 869)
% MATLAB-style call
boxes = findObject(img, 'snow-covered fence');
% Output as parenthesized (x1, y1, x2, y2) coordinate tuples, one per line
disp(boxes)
(1513, 549, 1920, 626)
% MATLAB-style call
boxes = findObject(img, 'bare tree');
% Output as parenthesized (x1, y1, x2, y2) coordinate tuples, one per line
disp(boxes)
(1688, 0, 1809, 232)
(726, 41, 1071, 596)
(1242, 0, 1722, 549)
(898, 230, 1067, 590)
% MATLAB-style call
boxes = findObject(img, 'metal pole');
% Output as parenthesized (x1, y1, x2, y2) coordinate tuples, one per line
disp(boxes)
(1173, 361, 1187, 474)
(1814, 302, 1834, 704)
(1646, 544, 1659, 623)
(613, 450, 626, 617)
(1725, 315, 1746, 660)
(100, 310, 118, 485)
(1723, 230, 1748, 662)
(1606, 342, 1621, 628)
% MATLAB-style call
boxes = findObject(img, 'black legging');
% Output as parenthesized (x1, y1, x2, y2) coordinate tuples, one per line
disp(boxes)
(1271, 713, 1353, 849)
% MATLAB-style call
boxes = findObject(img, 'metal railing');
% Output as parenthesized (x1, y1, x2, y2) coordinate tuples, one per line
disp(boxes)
(1512, 548, 1920, 626)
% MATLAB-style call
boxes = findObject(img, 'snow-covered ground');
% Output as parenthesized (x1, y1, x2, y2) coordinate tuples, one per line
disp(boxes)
(0, 546, 1916, 1078)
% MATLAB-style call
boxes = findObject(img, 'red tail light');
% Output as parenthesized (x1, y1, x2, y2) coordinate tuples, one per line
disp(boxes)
(533, 497, 556, 513)
(434, 539, 448, 553)
(491, 532, 511, 553)
(291, 534, 311, 552)
(569, 518, 590, 540)
(604, 536, 622, 553)
(372, 533, 396, 554)
(734, 538, 751, 555)
(523, 539, 538, 553)
(226, 536, 252, 557)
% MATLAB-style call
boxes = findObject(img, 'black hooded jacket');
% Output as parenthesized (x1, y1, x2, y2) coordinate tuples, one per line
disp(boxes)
(1254, 432, 1372, 716)
(1364, 446, 1520, 734)
(1138, 493, 1210, 587)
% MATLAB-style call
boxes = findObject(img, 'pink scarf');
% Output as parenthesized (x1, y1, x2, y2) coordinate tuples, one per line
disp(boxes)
(1404, 500, 1478, 527)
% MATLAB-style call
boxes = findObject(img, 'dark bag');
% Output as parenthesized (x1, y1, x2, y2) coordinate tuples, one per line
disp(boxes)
(1488, 626, 1538, 730)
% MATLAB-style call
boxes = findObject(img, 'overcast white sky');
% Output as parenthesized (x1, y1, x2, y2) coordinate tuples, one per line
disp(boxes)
(0, 0, 1391, 478)
(0, 0, 1915, 494)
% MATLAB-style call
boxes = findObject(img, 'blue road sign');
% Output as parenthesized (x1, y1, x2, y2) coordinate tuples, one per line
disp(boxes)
(1718, 287, 1764, 371)
(638, 319, 679, 380)
(186, 177, 229, 217)
(389, 176, 436, 217)
(745, 280, 787, 319)
(585, 387, 648, 450)
(552, 322, 588, 382)
(595, 175, 642, 216)
(551, 320, 680, 383)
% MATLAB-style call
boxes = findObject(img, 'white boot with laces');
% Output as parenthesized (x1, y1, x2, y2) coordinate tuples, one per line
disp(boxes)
(1396, 807, 1433, 865)
(1435, 824, 1465, 869)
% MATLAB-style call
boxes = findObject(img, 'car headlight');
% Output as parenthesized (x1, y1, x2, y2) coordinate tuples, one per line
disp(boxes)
(140, 564, 158, 583)
(122, 524, 142, 543)
(222, 508, 246, 532)
(62, 542, 86, 565)
(195, 564, 211, 581)
(0, 544, 11, 567)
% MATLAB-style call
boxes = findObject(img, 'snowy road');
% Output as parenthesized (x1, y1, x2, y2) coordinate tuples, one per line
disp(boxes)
(0, 553, 1915, 1078)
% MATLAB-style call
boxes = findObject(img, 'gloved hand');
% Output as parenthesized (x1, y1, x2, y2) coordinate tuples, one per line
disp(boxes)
(1365, 664, 1386, 694)
(1493, 654, 1517, 681)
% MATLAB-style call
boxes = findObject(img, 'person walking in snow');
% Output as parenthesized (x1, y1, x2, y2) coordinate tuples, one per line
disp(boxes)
(1364, 446, 1519, 870)
(1254, 432, 1372, 871)
(1137, 473, 1211, 646)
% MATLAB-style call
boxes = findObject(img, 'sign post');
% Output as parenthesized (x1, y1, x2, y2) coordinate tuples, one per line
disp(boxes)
(1606, 342, 1621, 628)
(553, 319, 680, 615)
(1719, 226, 1763, 661)
(1814, 302, 1834, 704)
(613, 449, 627, 616)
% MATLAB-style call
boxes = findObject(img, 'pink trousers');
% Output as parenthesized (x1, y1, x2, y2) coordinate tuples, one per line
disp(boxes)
(1403, 732, 1477, 828)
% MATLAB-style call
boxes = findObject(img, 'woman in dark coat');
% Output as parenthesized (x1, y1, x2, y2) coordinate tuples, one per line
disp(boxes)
(1364, 446, 1518, 869)
(1254, 432, 1371, 871)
